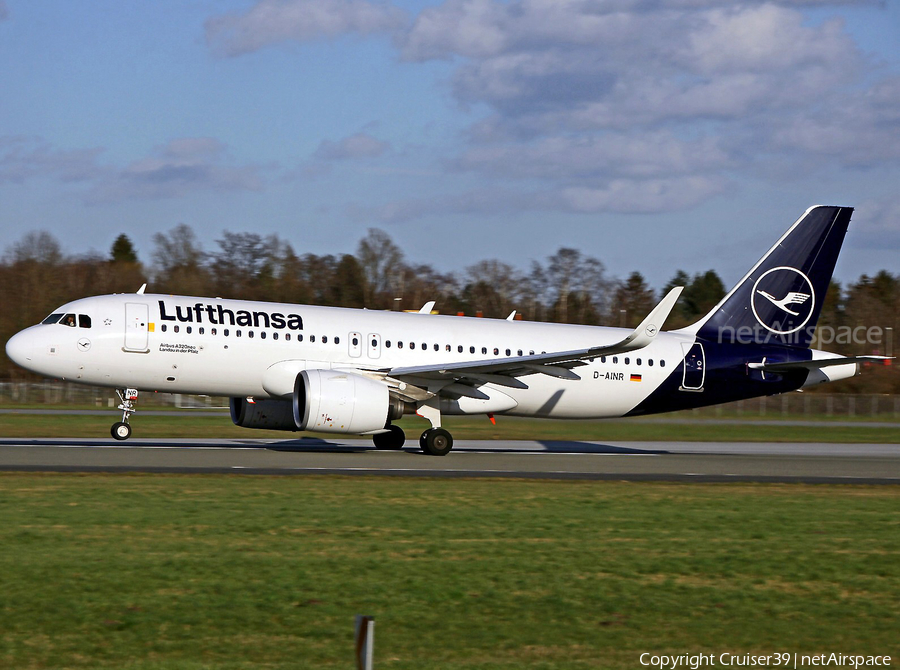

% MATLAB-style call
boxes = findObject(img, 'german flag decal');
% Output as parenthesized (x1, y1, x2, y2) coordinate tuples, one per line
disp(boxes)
(630, 373, 642, 382)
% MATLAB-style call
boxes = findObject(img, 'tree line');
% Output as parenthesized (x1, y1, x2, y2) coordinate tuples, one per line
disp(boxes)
(1, 226, 896, 393)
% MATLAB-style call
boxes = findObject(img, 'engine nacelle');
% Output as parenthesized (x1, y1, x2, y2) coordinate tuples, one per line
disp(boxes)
(293, 369, 404, 434)
(230, 396, 297, 431)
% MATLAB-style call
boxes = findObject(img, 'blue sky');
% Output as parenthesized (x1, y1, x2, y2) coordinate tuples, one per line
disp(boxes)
(1, 0, 897, 291)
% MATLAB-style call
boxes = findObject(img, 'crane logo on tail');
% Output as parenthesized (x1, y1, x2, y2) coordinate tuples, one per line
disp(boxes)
(750, 266, 816, 335)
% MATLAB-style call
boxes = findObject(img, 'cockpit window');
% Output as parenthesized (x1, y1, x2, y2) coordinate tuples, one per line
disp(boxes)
(42, 312, 91, 327)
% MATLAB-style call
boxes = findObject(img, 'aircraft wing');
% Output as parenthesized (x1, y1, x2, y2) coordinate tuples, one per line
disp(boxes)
(748, 355, 893, 372)
(381, 287, 682, 397)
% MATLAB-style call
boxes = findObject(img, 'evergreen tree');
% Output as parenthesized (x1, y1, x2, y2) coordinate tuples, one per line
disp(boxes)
(110, 234, 138, 264)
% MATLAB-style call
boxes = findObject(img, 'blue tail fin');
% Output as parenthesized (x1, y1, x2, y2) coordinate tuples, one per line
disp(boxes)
(692, 205, 853, 348)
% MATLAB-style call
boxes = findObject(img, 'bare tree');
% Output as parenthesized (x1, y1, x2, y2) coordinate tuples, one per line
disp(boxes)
(356, 228, 404, 308)
(151, 224, 210, 295)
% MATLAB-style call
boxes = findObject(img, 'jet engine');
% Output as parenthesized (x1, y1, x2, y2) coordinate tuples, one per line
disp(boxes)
(229, 396, 297, 431)
(293, 369, 408, 434)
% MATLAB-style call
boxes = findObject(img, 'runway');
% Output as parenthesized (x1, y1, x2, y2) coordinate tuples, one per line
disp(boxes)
(1, 438, 898, 483)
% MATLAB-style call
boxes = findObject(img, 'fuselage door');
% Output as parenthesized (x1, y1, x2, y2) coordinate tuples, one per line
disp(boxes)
(680, 341, 705, 391)
(368, 333, 382, 360)
(124, 303, 150, 353)
(349, 332, 362, 358)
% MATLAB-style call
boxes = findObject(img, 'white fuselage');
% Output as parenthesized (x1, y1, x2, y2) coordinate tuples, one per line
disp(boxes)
(8, 293, 692, 419)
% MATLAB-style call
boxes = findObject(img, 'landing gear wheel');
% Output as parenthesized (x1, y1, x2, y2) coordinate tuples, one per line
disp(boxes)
(111, 421, 132, 441)
(373, 424, 405, 450)
(421, 427, 453, 456)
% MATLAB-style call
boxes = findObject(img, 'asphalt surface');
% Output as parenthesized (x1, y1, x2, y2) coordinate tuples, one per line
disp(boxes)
(0, 438, 898, 484)
(2, 408, 898, 428)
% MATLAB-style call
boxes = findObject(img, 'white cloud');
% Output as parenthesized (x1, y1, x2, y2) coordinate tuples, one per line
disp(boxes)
(203, 0, 899, 224)
(0, 136, 103, 184)
(85, 138, 264, 204)
(453, 132, 731, 181)
(380, 0, 898, 220)
(0, 136, 265, 204)
(206, 0, 408, 56)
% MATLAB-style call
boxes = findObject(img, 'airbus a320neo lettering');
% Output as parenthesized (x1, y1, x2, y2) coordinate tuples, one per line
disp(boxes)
(6, 206, 888, 455)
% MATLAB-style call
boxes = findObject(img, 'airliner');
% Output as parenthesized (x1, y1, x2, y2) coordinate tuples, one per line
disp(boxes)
(5, 206, 888, 455)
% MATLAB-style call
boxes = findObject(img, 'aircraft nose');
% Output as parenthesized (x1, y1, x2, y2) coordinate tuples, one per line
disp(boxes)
(6, 330, 34, 366)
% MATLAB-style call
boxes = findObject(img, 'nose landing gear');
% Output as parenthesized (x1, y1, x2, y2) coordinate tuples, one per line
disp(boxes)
(111, 388, 138, 440)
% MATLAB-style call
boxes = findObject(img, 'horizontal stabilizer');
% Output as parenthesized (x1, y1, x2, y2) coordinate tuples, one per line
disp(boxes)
(748, 355, 892, 372)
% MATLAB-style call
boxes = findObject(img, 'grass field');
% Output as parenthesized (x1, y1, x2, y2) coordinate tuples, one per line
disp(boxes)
(0, 474, 898, 669)
(0, 411, 898, 443)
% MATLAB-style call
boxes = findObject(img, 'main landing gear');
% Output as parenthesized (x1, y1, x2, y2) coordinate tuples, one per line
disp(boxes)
(370, 401, 455, 456)
(373, 424, 405, 450)
(371, 424, 454, 456)
(111, 388, 138, 440)
(419, 427, 453, 456)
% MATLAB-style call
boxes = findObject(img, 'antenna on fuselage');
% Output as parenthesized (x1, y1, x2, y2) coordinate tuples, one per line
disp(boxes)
(136, 284, 147, 295)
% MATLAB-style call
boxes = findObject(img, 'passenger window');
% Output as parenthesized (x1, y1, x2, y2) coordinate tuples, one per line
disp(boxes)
(199, 327, 205, 335)
(398, 341, 403, 349)
(353, 337, 359, 346)
(409, 342, 415, 349)
(248, 331, 254, 339)
(517, 349, 523, 356)
(493, 348, 499, 355)
(161, 324, 168, 333)
(612, 356, 618, 364)
(660, 360, 666, 368)
(506, 349, 511, 356)
(322, 336, 328, 344)
(187, 326, 192, 334)
(212, 328, 217, 336)
(469, 346, 475, 354)
(335, 337, 340, 344)
(261, 332, 267, 340)
(624, 357, 630, 365)
(648, 359, 653, 366)
(273, 332, 278, 340)
(372, 339, 377, 348)
(482, 347, 487, 355)
(298, 334, 303, 342)
(236, 330, 241, 337)
(458, 345, 463, 353)
(285, 333, 289, 341)
(601, 356, 606, 363)
(79, 315, 91, 328)
(174, 325, 180, 333)
(224, 329, 230, 336)
(310, 335, 316, 342)
(386, 340, 391, 348)
(422, 343, 427, 351)
(636, 358, 641, 365)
